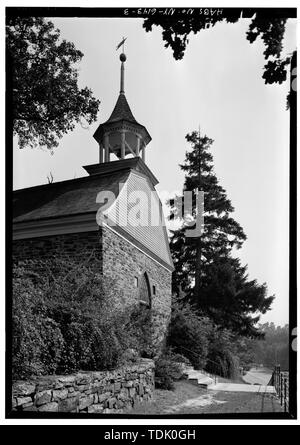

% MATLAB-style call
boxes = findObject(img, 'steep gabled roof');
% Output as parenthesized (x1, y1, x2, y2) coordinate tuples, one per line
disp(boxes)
(13, 160, 174, 272)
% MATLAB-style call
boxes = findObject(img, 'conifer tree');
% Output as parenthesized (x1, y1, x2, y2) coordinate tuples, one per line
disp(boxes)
(170, 131, 274, 337)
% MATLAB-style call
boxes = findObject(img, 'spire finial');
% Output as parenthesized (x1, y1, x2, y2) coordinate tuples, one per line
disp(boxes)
(116, 37, 127, 94)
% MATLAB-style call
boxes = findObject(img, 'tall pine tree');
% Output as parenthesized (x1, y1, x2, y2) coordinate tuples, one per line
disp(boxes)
(170, 131, 274, 337)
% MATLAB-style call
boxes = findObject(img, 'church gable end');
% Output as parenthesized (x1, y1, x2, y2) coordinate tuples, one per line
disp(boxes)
(103, 170, 173, 271)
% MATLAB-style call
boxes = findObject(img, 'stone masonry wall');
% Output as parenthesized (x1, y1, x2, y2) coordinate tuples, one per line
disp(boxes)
(13, 227, 172, 358)
(102, 227, 172, 357)
(13, 231, 102, 264)
(12, 359, 154, 413)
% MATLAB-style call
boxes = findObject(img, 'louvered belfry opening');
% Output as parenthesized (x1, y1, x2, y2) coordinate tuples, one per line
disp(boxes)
(139, 272, 151, 307)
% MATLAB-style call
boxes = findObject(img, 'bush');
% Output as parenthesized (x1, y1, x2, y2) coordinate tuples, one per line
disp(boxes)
(205, 327, 240, 379)
(167, 295, 243, 379)
(12, 255, 136, 379)
(168, 295, 212, 369)
(154, 351, 184, 390)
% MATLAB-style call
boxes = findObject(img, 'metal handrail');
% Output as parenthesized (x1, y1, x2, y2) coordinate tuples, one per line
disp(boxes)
(176, 344, 224, 384)
(271, 365, 289, 412)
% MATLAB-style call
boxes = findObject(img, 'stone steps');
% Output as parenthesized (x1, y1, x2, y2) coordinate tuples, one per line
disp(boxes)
(182, 366, 216, 389)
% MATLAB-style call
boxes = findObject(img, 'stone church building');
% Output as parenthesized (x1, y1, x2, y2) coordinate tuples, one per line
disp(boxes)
(13, 52, 174, 355)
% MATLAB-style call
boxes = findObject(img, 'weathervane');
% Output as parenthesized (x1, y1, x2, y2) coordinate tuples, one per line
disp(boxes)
(116, 37, 127, 53)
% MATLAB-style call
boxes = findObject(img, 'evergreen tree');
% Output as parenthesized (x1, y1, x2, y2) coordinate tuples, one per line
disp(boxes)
(170, 131, 274, 337)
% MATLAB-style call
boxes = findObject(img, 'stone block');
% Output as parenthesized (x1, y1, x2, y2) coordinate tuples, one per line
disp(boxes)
(77, 384, 90, 392)
(57, 376, 76, 386)
(106, 397, 117, 409)
(138, 383, 144, 395)
(76, 374, 92, 385)
(13, 382, 36, 397)
(129, 388, 136, 398)
(67, 391, 80, 398)
(98, 392, 111, 403)
(35, 390, 52, 406)
(52, 389, 68, 401)
(88, 404, 104, 413)
(16, 396, 32, 406)
(23, 405, 38, 412)
(79, 394, 94, 410)
(38, 402, 58, 412)
(36, 378, 55, 392)
(118, 389, 128, 401)
(116, 400, 125, 409)
(114, 382, 121, 392)
(22, 401, 34, 408)
(58, 396, 78, 412)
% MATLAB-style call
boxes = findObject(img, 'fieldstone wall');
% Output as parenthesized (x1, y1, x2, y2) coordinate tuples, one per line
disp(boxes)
(12, 231, 102, 264)
(102, 227, 172, 357)
(12, 359, 154, 413)
(13, 226, 172, 358)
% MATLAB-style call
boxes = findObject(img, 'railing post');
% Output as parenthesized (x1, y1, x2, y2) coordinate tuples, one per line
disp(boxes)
(284, 377, 287, 412)
(276, 365, 281, 392)
(280, 373, 283, 406)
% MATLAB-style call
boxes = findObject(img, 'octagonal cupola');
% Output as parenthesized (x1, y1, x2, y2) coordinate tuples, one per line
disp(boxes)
(93, 51, 151, 164)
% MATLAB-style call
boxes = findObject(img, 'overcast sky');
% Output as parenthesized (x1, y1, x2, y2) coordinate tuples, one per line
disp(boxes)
(13, 16, 296, 326)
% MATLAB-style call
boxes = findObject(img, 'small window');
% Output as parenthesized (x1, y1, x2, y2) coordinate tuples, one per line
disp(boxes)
(152, 285, 156, 295)
(139, 272, 151, 307)
(134, 277, 139, 287)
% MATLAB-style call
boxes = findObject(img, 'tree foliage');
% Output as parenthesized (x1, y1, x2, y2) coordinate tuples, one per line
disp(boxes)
(252, 322, 289, 370)
(7, 17, 100, 150)
(169, 131, 274, 337)
(167, 295, 242, 378)
(167, 295, 212, 369)
(12, 256, 151, 379)
(143, 14, 291, 84)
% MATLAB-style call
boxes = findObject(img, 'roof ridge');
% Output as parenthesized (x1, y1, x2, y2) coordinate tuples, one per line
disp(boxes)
(13, 168, 127, 195)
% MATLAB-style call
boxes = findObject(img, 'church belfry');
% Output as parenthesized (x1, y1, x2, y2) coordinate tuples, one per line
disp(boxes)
(93, 51, 152, 164)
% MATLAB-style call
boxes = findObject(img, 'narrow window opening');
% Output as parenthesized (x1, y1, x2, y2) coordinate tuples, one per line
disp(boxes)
(139, 272, 151, 307)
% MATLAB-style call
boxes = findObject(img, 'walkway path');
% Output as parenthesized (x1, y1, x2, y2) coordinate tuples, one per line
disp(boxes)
(127, 380, 282, 415)
(208, 382, 276, 394)
(242, 367, 273, 386)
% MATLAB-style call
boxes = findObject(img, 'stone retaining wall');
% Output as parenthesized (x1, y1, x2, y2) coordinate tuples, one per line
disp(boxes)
(12, 359, 154, 413)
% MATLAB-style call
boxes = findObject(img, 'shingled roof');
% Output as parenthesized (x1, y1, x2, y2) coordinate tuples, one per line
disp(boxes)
(13, 169, 130, 223)
(104, 93, 138, 124)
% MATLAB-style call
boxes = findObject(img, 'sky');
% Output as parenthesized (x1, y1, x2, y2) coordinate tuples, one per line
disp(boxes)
(12, 15, 296, 326)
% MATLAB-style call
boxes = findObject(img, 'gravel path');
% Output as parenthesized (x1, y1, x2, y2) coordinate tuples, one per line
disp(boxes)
(127, 380, 283, 415)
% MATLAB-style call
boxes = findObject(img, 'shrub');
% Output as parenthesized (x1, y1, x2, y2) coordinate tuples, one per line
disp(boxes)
(154, 351, 184, 390)
(126, 304, 154, 358)
(205, 327, 240, 379)
(12, 266, 65, 378)
(167, 295, 212, 369)
(12, 255, 135, 379)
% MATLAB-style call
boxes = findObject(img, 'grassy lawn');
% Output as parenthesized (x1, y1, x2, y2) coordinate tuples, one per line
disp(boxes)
(127, 380, 283, 415)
